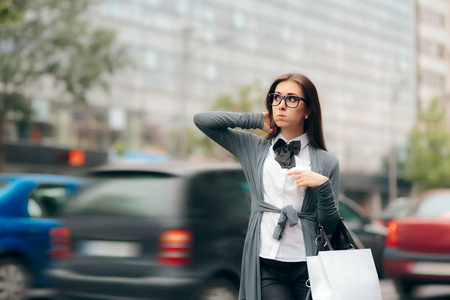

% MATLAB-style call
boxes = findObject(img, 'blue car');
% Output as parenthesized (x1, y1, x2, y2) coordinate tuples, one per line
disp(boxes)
(0, 174, 85, 300)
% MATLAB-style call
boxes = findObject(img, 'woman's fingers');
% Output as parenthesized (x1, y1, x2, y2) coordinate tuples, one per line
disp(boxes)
(287, 169, 304, 176)
(287, 170, 328, 188)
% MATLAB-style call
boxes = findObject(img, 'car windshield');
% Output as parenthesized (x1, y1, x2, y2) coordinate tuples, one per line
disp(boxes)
(64, 174, 185, 217)
(413, 193, 450, 218)
(381, 198, 412, 219)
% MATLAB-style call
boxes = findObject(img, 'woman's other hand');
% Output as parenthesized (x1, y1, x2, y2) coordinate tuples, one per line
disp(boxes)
(262, 112, 274, 134)
(287, 169, 328, 188)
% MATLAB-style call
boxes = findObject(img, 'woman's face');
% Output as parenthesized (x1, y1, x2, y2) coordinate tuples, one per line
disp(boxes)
(272, 80, 309, 135)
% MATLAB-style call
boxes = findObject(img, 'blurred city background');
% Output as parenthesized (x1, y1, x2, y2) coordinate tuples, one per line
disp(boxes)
(3, 0, 447, 215)
(3, 0, 450, 299)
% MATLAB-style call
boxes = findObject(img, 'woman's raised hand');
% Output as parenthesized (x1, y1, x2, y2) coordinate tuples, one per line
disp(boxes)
(287, 169, 328, 188)
(262, 112, 274, 134)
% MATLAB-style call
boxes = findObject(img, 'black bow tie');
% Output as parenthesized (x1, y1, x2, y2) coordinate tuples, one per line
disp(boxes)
(273, 139, 301, 169)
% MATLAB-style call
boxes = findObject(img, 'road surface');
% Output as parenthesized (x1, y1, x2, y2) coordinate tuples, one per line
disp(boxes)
(27, 279, 450, 300)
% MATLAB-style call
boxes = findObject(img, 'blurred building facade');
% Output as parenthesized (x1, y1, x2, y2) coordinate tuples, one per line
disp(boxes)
(415, 0, 450, 111)
(5, 0, 417, 207)
(82, 0, 416, 173)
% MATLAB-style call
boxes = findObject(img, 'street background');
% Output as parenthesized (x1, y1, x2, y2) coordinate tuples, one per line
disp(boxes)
(3, 0, 450, 300)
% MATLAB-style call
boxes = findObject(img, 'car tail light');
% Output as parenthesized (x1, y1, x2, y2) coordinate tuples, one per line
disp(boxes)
(50, 227, 72, 259)
(156, 230, 193, 266)
(385, 221, 398, 247)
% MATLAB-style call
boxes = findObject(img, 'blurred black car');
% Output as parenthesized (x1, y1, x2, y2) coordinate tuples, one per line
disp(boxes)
(48, 162, 387, 300)
(49, 162, 250, 300)
(339, 195, 388, 277)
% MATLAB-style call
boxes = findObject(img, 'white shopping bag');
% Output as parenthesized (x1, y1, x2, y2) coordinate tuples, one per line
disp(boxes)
(306, 248, 382, 300)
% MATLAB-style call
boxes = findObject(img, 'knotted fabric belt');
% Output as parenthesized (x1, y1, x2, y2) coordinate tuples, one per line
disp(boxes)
(254, 202, 316, 241)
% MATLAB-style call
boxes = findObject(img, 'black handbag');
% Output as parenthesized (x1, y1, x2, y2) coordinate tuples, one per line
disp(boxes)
(304, 218, 361, 300)
(328, 217, 361, 251)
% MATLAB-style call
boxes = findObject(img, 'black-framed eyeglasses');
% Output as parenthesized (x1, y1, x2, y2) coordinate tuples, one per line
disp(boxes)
(268, 93, 305, 108)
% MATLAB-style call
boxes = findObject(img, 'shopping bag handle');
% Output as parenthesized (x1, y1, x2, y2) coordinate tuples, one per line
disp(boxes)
(316, 218, 360, 251)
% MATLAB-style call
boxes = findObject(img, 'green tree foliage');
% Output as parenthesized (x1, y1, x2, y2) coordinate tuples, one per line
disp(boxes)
(405, 98, 450, 192)
(0, 0, 130, 171)
(0, 0, 24, 25)
(191, 80, 267, 160)
(211, 80, 265, 113)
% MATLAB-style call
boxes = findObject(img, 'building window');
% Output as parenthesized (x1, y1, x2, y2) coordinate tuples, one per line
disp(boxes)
(120, 3, 132, 21)
(108, 107, 127, 131)
(343, 0, 354, 8)
(143, 0, 161, 8)
(281, 25, 292, 43)
(175, 0, 188, 14)
(203, 28, 216, 42)
(103, 0, 121, 19)
(102, 0, 137, 21)
(144, 50, 159, 70)
(419, 8, 445, 27)
(204, 63, 218, 81)
(203, 6, 215, 23)
(31, 99, 50, 122)
(231, 12, 246, 30)
(419, 39, 444, 58)
(419, 72, 444, 88)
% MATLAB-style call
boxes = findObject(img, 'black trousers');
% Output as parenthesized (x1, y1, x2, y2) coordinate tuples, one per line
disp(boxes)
(260, 257, 309, 300)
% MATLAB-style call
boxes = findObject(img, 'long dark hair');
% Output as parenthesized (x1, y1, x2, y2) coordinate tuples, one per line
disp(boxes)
(265, 73, 327, 151)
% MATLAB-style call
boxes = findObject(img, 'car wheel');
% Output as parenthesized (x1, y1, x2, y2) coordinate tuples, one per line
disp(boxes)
(197, 278, 238, 300)
(0, 258, 29, 300)
(394, 279, 416, 299)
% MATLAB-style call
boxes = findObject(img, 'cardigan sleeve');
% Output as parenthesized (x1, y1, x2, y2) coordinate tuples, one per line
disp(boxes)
(193, 111, 264, 160)
(315, 157, 340, 234)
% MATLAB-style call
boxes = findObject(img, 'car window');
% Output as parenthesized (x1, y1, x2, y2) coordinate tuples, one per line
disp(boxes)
(215, 171, 251, 217)
(188, 170, 251, 218)
(381, 197, 412, 219)
(413, 193, 450, 218)
(28, 185, 72, 218)
(64, 175, 185, 217)
(339, 201, 363, 227)
(28, 198, 43, 217)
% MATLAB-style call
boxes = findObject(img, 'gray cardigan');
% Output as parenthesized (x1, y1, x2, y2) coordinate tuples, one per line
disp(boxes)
(194, 111, 340, 300)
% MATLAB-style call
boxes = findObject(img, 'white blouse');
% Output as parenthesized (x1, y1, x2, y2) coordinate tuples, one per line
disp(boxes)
(259, 132, 311, 262)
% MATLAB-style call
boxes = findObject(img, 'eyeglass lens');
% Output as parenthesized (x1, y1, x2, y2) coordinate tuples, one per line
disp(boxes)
(270, 93, 301, 108)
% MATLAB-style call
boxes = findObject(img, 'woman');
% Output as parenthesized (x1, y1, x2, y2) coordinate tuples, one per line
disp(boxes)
(194, 73, 340, 300)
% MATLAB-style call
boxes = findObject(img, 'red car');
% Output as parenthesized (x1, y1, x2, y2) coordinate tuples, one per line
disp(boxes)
(383, 189, 450, 298)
